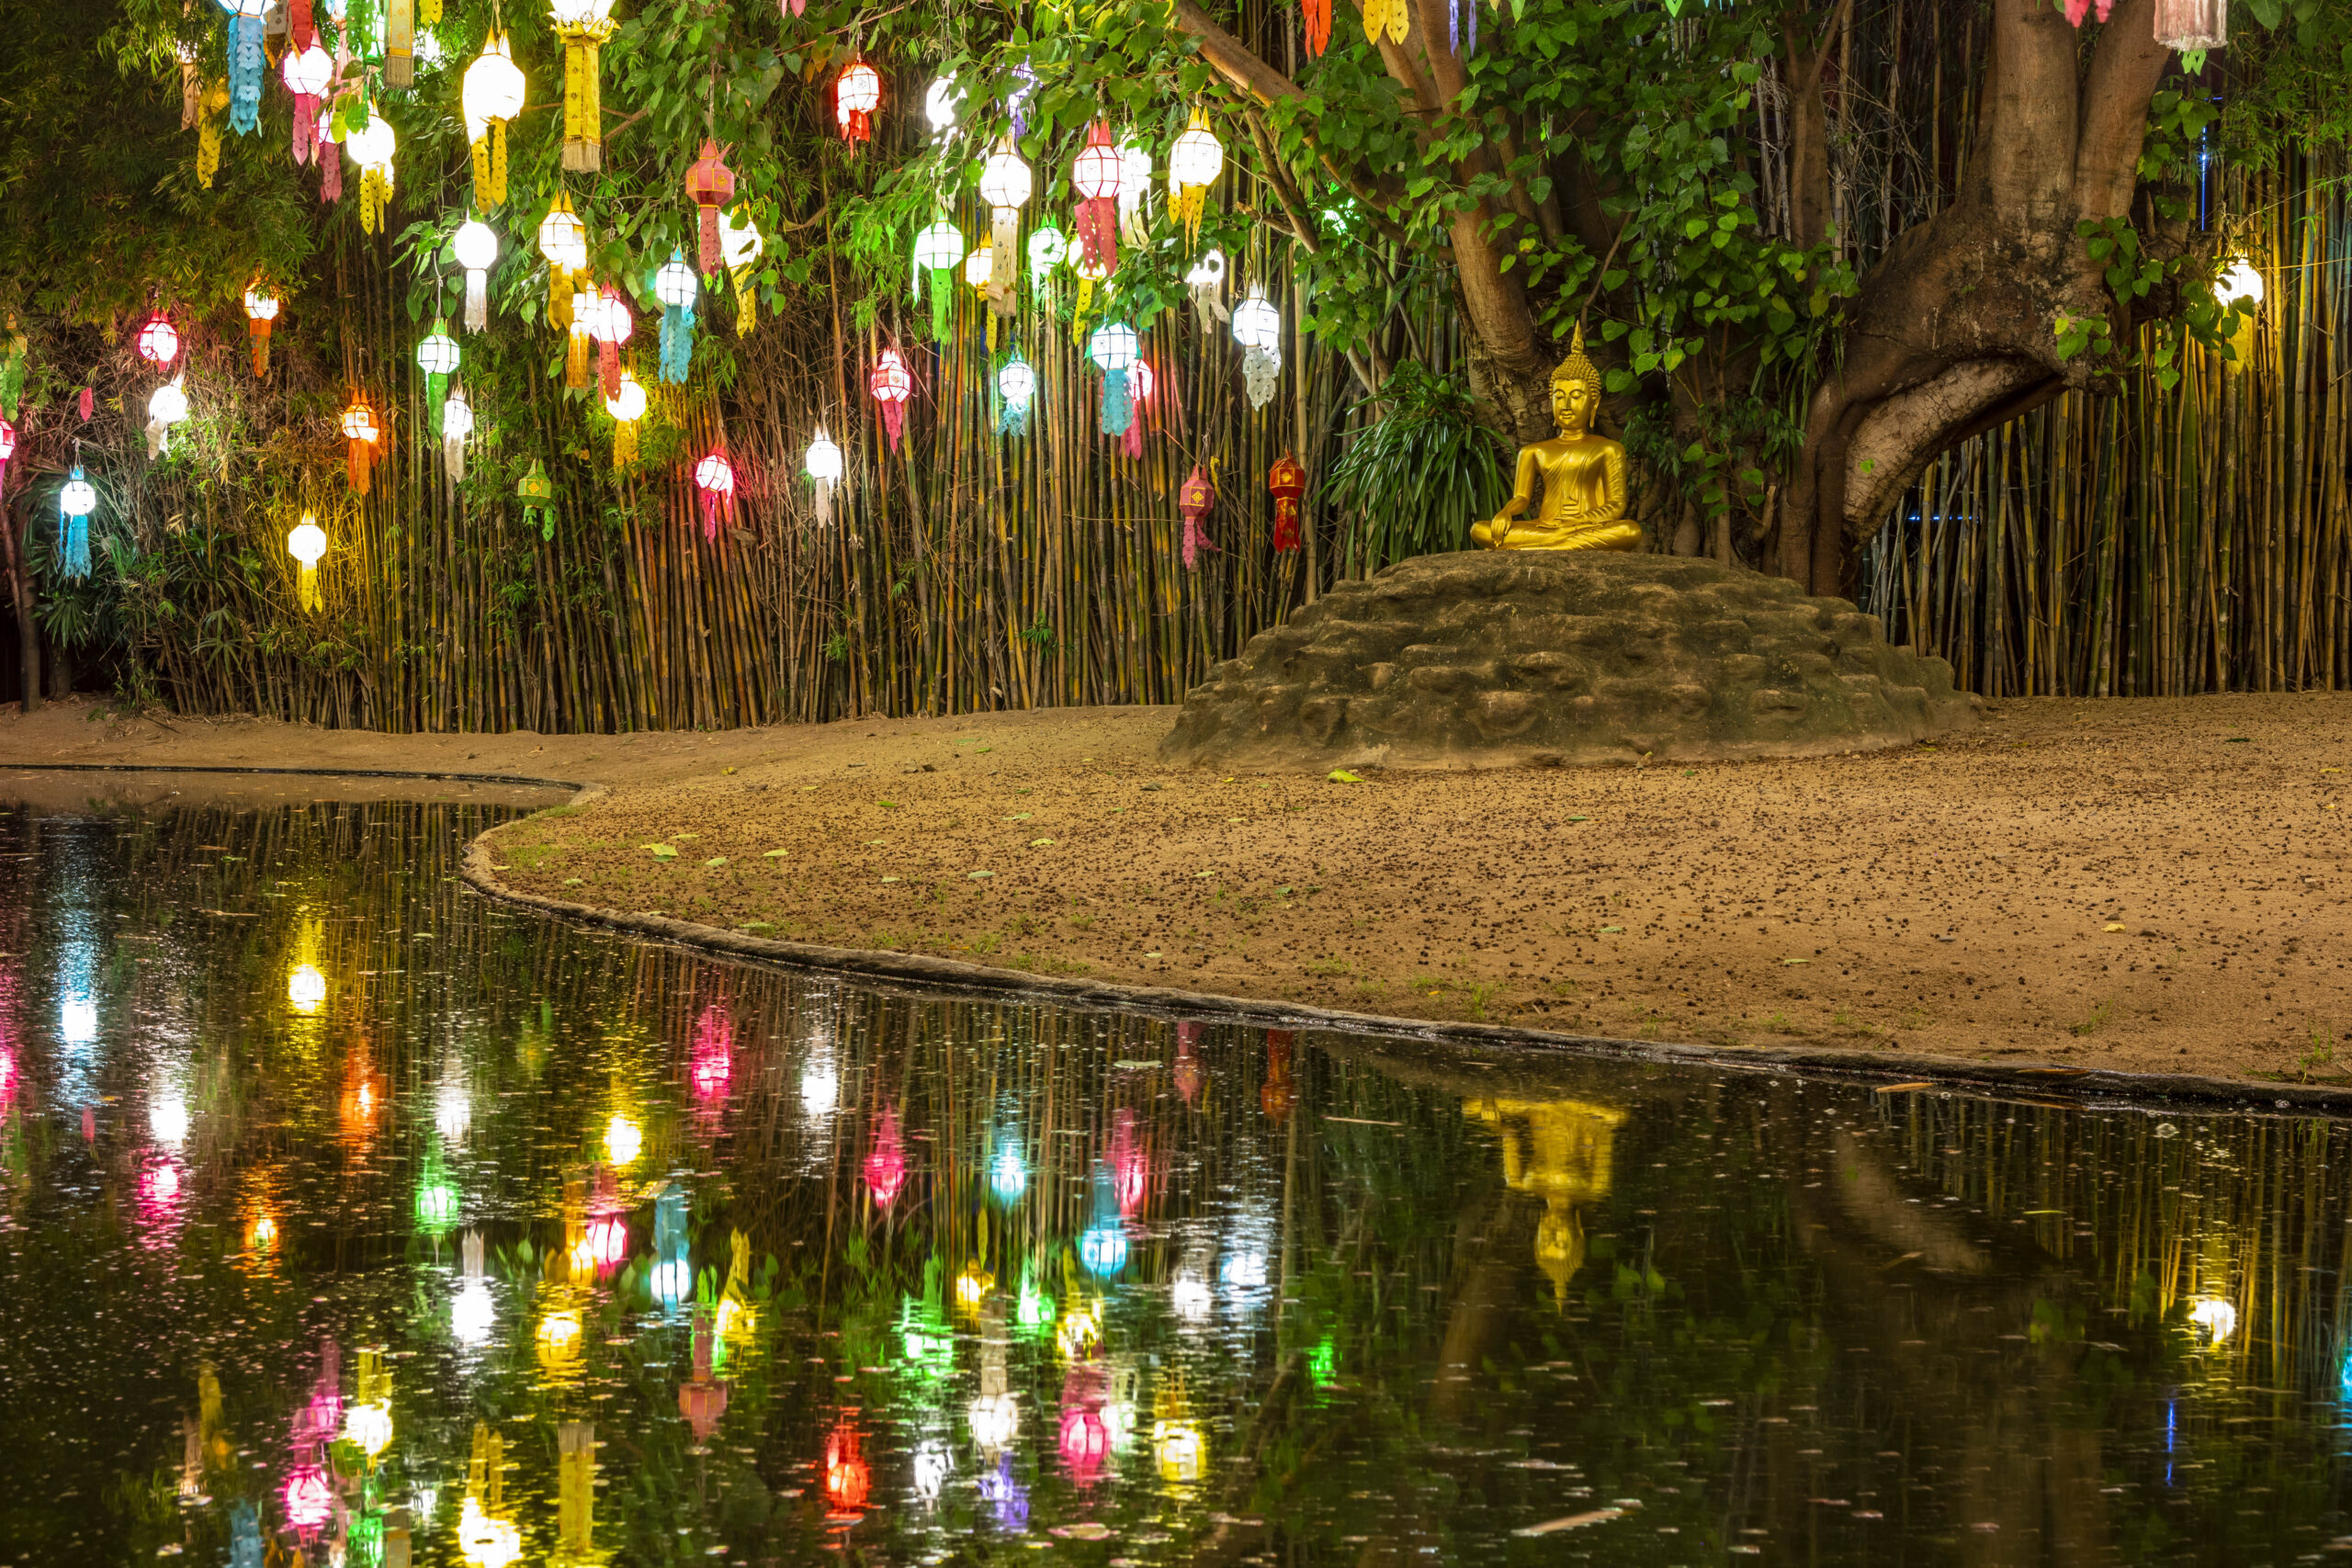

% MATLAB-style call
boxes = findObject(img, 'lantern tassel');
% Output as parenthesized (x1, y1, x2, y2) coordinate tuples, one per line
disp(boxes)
(250, 321, 271, 379)
(1303, 0, 1331, 55)
(565, 323, 592, 389)
(1077, 197, 1118, 275)
(386, 0, 414, 87)
(348, 438, 371, 496)
(444, 427, 467, 485)
(880, 400, 905, 453)
(930, 270, 952, 343)
(320, 137, 342, 203)
(598, 338, 620, 401)
(990, 209, 1019, 316)
(426, 373, 448, 434)
(145, 414, 170, 461)
(730, 267, 756, 335)
(299, 562, 321, 613)
(614, 419, 638, 468)
(813, 477, 832, 527)
(1100, 367, 1131, 437)
(229, 16, 264, 136)
(198, 78, 226, 189)
(465, 269, 488, 333)
(550, 268, 574, 332)
(360, 168, 389, 235)
(1243, 345, 1280, 410)
(1124, 413, 1143, 460)
(661, 300, 695, 384)
(562, 41, 603, 172)
(62, 512, 90, 580)
(182, 61, 201, 130)
(472, 121, 508, 209)
(292, 94, 316, 164)
(699, 207, 722, 276)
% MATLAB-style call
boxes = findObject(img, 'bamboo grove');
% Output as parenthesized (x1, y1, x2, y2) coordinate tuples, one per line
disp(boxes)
(4, 0, 2349, 731)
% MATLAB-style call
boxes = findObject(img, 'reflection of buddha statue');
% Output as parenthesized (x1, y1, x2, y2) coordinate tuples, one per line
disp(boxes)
(1470, 329, 1642, 553)
(1465, 1097, 1628, 1303)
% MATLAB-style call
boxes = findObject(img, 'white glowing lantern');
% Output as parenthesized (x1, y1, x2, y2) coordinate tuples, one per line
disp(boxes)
(2217, 256, 2264, 310)
(287, 519, 328, 568)
(968, 1392, 1019, 1450)
(452, 1280, 493, 1345)
(1172, 1271, 1211, 1323)
(453, 219, 498, 331)
(345, 112, 396, 174)
(655, 254, 698, 310)
(913, 220, 966, 277)
(416, 324, 460, 378)
(923, 73, 963, 135)
(1089, 321, 1139, 372)
(146, 377, 189, 457)
(604, 373, 647, 423)
(806, 428, 844, 482)
(1233, 288, 1282, 353)
(150, 1092, 190, 1146)
(288, 964, 327, 1011)
(441, 392, 474, 440)
(999, 358, 1036, 406)
(963, 250, 993, 289)
(605, 1111, 643, 1167)
(344, 1402, 393, 1458)
(979, 147, 1034, 213)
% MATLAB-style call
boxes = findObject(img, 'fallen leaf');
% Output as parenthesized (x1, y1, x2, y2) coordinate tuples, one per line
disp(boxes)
(763, 849, 788, 858)
(880, 876, 901, 884)
(702, 856, 729, 867)
(562, 876, 584, 886)
(968, 870, 994, 879)
(1874, 1082, 1935, 1093)
(1514, 1507, 1626, 1537)
(2103, 922, 2126, 932)
(877, 800, 899, 808)
(1600, 925, 1623, 933)
(1030, 838, 1055, 847)
(1196, 870, 1217, 878)
(722, 765, 738, 774)
(1328, 769, 1365, 784)
(1782, 958, 1809, 965)
(1004, 813, 1033, 821)
(642, 843, 678, 859)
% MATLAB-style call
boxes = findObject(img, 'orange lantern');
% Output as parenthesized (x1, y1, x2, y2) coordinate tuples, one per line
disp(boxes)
(869, 349, 912, 453)
(684, 139, 736, 274)
(1261, 1028, 1295, 1122)
(341, 398, 381, 494)
(835, 59, 881, 144)
(243, 286, 280, 378)
(823, 1418, 871, 1516)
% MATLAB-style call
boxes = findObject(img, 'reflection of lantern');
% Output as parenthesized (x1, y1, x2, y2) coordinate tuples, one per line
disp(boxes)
(1270, 452, 1307, 553)
(287, 517, 327, 612)
(2188, 1296, 2238, 1345)
(912, 1440, 951, 1504)
(869, 349, 912, 453)
(284, 1466, 334, 1535)
(823, 1420, 871, 1516)
(719, 207, 764, 334)
(243, 285, 279, 377)
(805, 425, 842, 526)
(145, 376, 188, 459)
(282, 44, 333, 165)
(1172, 1270, 1211, 1322)
(58, 466, 96, 580)
(989, 1143, 1027, 1204)
(680, 1307, 729, 1437)
(1071, 121, 1123, 275)
(458, 1497, 522, 1568)
(654, 249, 697, 384)
(537, 1308, 583, 1374)
(462, 33, 526, 208)
(693, 451, 735, 540)
(1080, 1221, 1126, 1277)
(1261, 1027, 1296, 1121)
(691, 1005, 732, 1101)
(997, 354, 1036, 436)
(548, 0, 618, 172)
(911, 219, 966, 341)
(967, 1391, 1018, 1450)
(1109, 1107, 1148, 1215)
(1153, 1418, 1205, 1483)
(1169, 107, 1226, 242)
(864, 1105, 907, 1210)
(1057, 1406, 1109, 1482)
(1089, 321, 1139, 438)
(652, 1182, 691, 1307)
(1174, 1019, 1206, 1105)
(288, 960, 327, 1010)
(604, 1111, 642, 1167)
(955, 1261, 993, 1313)
(537, 195, 588, 332)
(835, 59, 881, 143)
(137, 313, 180, 369)
(685, 138, 736, 274)
(340, 399, 380, 495)
(453, 219, 498, 331)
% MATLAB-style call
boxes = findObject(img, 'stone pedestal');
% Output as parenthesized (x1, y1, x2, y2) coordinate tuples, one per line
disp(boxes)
(1159, 551, 1976, 772)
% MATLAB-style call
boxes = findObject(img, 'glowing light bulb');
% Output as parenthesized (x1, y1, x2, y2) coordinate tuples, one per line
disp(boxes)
(605, 1111, 642, 1166)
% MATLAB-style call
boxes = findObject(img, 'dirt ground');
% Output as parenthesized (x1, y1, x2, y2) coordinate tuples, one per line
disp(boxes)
(4, 693, 2348, 1086)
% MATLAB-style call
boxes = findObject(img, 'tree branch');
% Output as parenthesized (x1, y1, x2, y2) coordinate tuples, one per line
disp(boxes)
(1982, 0, 2080, 223)
(2073, 0, 2175, 220)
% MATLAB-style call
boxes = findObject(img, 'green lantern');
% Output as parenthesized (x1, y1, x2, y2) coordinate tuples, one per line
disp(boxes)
(518, 458, 555, 539)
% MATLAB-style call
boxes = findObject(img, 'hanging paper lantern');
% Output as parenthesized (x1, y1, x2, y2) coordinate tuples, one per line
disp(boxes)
(605, 371, 646, 466)
(345, 111, 397, 235)
(1303, 0, 1333, 56)
(565, 287, 597, 389)
(417, 321, 459, 442)
(549, 0, 618, 171)
(537, 195, 588, 332)
(441, 388, 473, 483)
(805, 425, 842, 525)
(979, 139, 1033, 314)
(1028, 225, 1068, 302)
(136, 313, 181, 370)
(963, 250, 992, 291)
(216, 0, 267, 137)
(341, 399, 380, 494)
(1118, 136, 1152, 248)
(923, 73, 961, 138)
(1185, 249, 1230, 335)
(2217, 255, 2264, 309)
(1088, 321, 1138, 437)
(1233, 286, 1283, 409)
(288, 515, 327, 611)
(518, 458, 556, 538)
(869, 349, 912, 453)
(243, 285, 279, 378)
(1168, 108, 1225, 243)
(654, 250, 698, 385)
(694, 450, 736, 539)
(719, 208, 764, 335)
(911, 219, 965, 342)
(584, 285, 632, 400)
(178, 38, 201, 130)
(1070, 122, 1123, 274)
(2155, 0, 2225, 52)
(835, 59, 881, 144)
(0, 417, 15, 500)
(1362, 0, 1408, 46)
(1179, 462, 1219, 570)
(58, 466, 96, 580)
(1270, 452, 1306, 553)
(463, 35, 525, 209)
(685, 139, 737, 275)
(282, 43, 334, 165)
(453, 219, 498, 332)
(145, 376, 188, 459)
(386, 0, 416, 85)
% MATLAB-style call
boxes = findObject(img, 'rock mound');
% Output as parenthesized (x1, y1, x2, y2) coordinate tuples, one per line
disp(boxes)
(1159, 551, 1975, 772)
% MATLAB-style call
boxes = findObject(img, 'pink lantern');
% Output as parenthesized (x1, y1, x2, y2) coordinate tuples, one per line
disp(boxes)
(281, 43, 334, 164)
(693, 451, 735, 539)
(685, 139, 737, 274)
(1109, 1107, 1148, 1216)
(1058, 1406, 1109, 1482)
(1070, 122, 1123, 274)
(864, 1105, 906, 1210)
(584, 285, 633, 400)
(679, 1306, 729, 1438)
(584, 1213, 628, 1273)
(691, 1004, 732, 1101)
(283, 1466, 334, 1534)
(869, 349, 912, 453)
(136, 313, 181, 369)
(0, 416, 16, 500)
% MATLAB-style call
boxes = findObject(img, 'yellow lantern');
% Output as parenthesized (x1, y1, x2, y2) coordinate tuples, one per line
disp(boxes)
(537, 195, 589, 332)
(604, 371, 647, 468)
(288, 516, 328, 612)
(719, 207, 764, 335)
(345, 112, 397, 235)
(462, 34, 525, 209)
(548, 0, 617, 172)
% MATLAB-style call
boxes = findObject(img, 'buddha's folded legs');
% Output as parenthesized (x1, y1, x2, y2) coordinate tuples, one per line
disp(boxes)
(1473, 520, 1643, 552)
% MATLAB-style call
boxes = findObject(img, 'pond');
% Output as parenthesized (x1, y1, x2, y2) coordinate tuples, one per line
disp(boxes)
(0, 776, 2346, 1567)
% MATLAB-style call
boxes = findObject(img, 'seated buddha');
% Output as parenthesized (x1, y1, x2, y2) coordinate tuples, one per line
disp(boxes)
(1471, 328, 1643, 552)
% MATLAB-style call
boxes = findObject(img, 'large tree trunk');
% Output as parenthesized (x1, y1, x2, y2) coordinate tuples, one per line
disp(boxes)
(1771, 0, 2176, 592)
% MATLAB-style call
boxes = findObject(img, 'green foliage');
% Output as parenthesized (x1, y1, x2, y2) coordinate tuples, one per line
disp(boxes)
(1323, 365, 1508, 571)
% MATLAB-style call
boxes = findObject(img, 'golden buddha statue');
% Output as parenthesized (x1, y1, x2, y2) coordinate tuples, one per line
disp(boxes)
(1471, 328, 1642, 552)
(1464, 1095, 1629, 1303)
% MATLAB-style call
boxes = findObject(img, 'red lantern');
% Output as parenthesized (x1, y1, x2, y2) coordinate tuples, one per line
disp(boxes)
(1269, 452, 1306, 553)
(585, 285, 633, 400)
(685, 139, 736, 275)
(693, 451, 735, 540)
(1179, 462, 1218, 570)
(136, 313, 181, 369)
(869, 348, 911, 453)
(823, 1419, 871, 1516)
(341, 399, 380, 495)
(835, 59, 881, 144)
(1070, 122, 1122, 274)
(1058, 1405, 1110, 1483)
(864, 1104, 907, 1211)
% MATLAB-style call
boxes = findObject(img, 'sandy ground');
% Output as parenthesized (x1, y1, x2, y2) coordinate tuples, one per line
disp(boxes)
(3, 694, 2348, 1086)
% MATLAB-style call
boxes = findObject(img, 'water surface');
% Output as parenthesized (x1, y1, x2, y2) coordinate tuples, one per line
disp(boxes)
(0, 779, 2345, 1566)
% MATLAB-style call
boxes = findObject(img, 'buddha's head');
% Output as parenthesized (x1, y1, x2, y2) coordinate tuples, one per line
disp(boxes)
(1552, 326, 1603, 435)
(1533, 1199, 1587, 1307)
